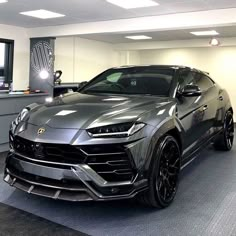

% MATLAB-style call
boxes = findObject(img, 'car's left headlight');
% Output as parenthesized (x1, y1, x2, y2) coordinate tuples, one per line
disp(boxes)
(14, 108, 30, 126)
(87, 122, 146, 138)
(10, 108, 29, 132)
(10, 108, 30, 134)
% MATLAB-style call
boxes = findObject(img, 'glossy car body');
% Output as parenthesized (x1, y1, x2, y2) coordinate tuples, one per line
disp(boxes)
(4, 65, 234, 206)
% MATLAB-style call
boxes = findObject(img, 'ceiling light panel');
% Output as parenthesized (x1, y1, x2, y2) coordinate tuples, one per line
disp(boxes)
(20, 9, 65, 19)
(125, 35, 152, 40)
(0, 0, 8, 3)
(106, 0, 159, 9)
(190, 30, 219, 36)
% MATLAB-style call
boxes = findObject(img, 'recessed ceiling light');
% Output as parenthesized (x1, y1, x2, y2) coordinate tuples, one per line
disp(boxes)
(20, 9, 65, 19)
(209, 38, 220, 46)
(0, 0, 8, 3)
(106, 0, 159, 9)
(125, 35, 152, 40)
(190, 30, 219, 36)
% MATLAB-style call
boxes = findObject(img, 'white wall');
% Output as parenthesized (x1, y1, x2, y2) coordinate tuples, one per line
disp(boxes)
(55, 38, 236, 118)
(0, 43, 5, 67)
(0, 24, 29, 90)
(54, 37, 120, 82)
(126, 47, 236, 119)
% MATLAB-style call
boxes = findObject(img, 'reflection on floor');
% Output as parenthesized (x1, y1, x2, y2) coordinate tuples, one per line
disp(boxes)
(0, 146, 236, 236)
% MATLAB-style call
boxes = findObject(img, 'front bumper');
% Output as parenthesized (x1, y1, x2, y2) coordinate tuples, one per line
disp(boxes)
(4, 151, 148, 201)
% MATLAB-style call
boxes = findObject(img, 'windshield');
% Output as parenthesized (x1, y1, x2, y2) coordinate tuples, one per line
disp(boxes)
(80, 67, 174, 96)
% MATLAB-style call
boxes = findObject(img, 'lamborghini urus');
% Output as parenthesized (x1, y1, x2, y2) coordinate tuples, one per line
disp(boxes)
(4, 65, 234, 208)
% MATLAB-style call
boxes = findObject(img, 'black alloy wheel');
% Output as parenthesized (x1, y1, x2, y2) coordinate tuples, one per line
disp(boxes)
(225, 112, 234, 149)
(138, 135, 181, 208)
(214, 110, 234, 151)
(156, 137, 180, 204)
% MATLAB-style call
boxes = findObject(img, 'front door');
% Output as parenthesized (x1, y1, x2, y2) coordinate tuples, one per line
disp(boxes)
(176, 69, 214, 159)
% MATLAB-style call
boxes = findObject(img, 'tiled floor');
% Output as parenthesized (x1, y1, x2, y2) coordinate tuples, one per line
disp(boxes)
(0, 145, 236, 236)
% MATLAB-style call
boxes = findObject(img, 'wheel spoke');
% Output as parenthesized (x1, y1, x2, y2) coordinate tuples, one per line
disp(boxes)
(225, 115, 234, 147)
(165, 177, 172, 190)
(169, 158, 180, 169)
(227, 138, 232, 147)
(163, 186, 167, 201)
(158, 178, 164, 191)
(228, 118, 233, 125)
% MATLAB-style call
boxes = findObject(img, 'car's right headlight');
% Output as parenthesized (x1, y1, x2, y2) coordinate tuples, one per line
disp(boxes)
(87, 122, 146, 138)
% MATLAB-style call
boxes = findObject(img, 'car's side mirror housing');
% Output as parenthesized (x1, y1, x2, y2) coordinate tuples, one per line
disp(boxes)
(180, 84, 202, 97)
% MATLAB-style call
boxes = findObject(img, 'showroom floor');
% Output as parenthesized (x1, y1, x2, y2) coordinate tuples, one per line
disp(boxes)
(0, 145, 235, 236)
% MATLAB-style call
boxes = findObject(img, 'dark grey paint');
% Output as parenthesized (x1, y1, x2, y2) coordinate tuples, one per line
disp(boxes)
(4, 65, 233, 202)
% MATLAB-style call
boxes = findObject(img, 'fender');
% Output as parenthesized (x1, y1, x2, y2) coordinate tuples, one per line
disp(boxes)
(143, 116, 184, 175)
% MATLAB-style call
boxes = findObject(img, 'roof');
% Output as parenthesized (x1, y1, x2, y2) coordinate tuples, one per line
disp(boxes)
(112, 65, 208, 74)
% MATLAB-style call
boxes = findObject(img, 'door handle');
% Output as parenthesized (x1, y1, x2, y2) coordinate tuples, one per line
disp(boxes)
(202, 105, 208, 111)
(219, 96, 224, 101)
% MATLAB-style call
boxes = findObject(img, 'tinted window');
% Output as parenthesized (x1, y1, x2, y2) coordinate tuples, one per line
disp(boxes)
(81, 67, 174, 96)
(193, 73, 214, 91)
(178, 70, 214, 91)
(178, 70, 195, 90)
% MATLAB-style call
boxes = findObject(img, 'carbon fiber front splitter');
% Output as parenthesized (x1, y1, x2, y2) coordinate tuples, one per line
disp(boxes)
(4, 152, 148, 202)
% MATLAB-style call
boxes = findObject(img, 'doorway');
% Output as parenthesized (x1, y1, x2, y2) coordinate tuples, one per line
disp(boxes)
(0, 38, 14, 91)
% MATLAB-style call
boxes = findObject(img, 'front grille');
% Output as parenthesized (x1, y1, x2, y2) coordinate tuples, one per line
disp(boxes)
(13, 136, 86, 164)
(13, 136, 136, 182)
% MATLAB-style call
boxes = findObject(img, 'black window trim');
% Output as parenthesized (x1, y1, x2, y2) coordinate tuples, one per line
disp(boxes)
(0, 38, 14, 91)
(176, 68, 216, 97)
(176, 68, 191, 93)
(193, 71, 215, 92)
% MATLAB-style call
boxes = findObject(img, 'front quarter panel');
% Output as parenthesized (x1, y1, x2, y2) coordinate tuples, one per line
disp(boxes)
(136, 101, 184, 174)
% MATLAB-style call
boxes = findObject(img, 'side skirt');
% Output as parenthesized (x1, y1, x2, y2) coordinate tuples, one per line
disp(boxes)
(180, 129, 222, 170)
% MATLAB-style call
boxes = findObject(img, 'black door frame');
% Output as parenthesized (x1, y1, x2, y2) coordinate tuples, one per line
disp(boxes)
(0, 38, 14, 88)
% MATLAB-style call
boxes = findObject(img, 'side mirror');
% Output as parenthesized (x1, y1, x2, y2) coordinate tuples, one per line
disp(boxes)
(181, 84, 201, 97)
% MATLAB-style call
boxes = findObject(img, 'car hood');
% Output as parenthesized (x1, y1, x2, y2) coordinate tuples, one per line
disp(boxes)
(27, 93, 172, 129)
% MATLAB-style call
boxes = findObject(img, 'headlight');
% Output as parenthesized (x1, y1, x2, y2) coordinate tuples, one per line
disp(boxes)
(14, 108, 30, 126)
(87, 122, 146, 138)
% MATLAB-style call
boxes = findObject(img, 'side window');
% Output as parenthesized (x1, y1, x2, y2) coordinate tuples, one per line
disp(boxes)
(193, 72, 214, 91)
(178, 70, 195, 90)
(107, 72, 122, 83)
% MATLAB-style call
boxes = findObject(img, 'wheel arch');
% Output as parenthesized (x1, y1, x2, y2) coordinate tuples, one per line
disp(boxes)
(228, 107, 233, 114)
(166, 128, 183, 154)
(144, 118, 183, 174)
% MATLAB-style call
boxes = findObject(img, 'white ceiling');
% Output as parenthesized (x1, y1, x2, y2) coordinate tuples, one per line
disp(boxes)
(78, 25, 236, 43)
(1, 0, 236, 28)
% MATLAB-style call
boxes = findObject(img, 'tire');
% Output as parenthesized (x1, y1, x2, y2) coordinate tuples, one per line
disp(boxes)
(138, 135, 181, 208)
(214, 110, 234, 151)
